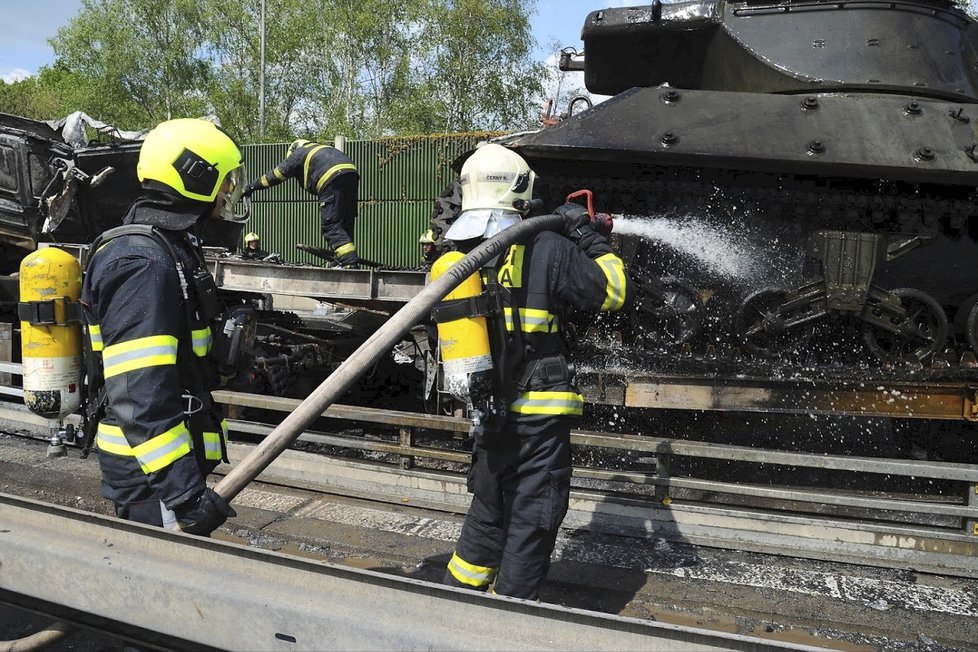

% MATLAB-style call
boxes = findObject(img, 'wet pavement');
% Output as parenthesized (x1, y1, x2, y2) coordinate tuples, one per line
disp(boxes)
(1, 433, 974, 651)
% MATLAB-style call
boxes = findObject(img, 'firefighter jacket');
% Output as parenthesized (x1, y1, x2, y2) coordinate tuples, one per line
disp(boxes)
(248, 142, 358, 197)
(496, 228, 632, 422)
(81, 226, 228, 510)
(241, 245, 269, 260)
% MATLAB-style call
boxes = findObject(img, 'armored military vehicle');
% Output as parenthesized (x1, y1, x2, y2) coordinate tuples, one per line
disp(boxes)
(497, 0, 978, 380)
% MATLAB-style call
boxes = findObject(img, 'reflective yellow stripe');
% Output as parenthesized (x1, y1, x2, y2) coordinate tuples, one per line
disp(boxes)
(511, 390, 584, 416)
(303, 145, 329, 189)
(259, 175, 272, 187)
(447, 552, 496, 588)
(95, 423, 133, 456)
(596, 253, 627, 312)
(202, 430, 222, 460)
(102, 335, 178, 378)
(503, 307, 559, 333)
(88, 324, 103, 351)
(272, 168, 285, 180)
(314, 162, 357, 192)
(334, 242, 356, 257)
(497, 245, 524, 289)
(202, 419, 227, 461)
(192, 326, 212, 357)
(96, 421, 191, 474)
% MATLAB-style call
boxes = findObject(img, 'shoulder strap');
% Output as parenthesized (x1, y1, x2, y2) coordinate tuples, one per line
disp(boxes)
(81, 224, 197, 437)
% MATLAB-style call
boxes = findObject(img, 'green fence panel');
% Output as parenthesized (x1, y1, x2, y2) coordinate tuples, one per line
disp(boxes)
(243, 200, 321, 265)
(241, 133, 503, 267)
(357, 200, 433, 268)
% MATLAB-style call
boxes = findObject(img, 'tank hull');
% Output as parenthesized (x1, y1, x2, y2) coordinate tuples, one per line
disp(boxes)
(494, 1, 978, 381)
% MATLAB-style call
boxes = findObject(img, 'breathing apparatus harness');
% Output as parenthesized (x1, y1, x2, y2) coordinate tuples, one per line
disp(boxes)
(430, 223, 576, 443)
(431, 251, 520, 442)
(79, 224, 256, 457)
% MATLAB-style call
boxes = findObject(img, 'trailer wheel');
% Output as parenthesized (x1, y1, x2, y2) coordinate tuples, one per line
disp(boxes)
(736, 287, 812, 357)
(863, 288, 948, 365)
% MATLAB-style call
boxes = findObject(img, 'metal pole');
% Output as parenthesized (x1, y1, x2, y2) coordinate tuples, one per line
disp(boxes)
(259, 0, 266, 138)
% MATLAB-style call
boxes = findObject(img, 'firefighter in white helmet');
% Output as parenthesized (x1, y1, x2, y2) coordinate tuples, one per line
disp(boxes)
(418, 228, 438, 271)
(440, 143, 633, 599)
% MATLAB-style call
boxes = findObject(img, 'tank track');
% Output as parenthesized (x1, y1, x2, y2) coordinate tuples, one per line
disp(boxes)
(538, 164, 978, 382)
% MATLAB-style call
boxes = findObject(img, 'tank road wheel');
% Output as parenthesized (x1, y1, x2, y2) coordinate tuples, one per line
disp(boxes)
(863, 288, 948, 365)
(629, 275, 703, 347)
(735, 287, 811, 357)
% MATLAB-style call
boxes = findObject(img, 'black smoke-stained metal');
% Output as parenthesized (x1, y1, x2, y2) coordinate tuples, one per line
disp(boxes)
(497, 0, 978, 380)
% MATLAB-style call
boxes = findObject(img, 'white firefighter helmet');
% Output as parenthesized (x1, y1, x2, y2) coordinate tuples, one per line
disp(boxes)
(445, 144, 535, 241)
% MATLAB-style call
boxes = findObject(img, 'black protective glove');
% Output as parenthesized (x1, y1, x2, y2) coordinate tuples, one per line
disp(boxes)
(240, 183, 256, 198)
(554, 202, 591, 238)
(553, 202, 610, 256)
(173, 487, 236, 537)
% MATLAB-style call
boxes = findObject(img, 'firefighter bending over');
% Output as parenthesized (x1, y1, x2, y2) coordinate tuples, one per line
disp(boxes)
(438, 144, 633, 599)
(80, 118, 244, 535)
(242, 139, 360, 268)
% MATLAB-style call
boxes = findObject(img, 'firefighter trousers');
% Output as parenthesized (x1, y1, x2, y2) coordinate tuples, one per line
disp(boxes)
(318, 173, 359, 261)
(444, 419, 573, 600)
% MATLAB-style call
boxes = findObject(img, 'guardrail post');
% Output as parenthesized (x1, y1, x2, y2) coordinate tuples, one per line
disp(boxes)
(968, 482, 977, 536)
(399, 427, 415, 470)
(0, 322, 11, 386)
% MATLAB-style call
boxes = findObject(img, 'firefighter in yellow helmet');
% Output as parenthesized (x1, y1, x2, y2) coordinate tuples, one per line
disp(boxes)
(241, 231, 269, 260)
(440, 143, 633, 599)
(79, 118, 242, 535)
(242, 138, 360, 268)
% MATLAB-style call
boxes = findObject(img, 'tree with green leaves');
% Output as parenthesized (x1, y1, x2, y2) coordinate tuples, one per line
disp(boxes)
(52, 0, 211, 128)
(416, 0, 545, 132)
(5, 0, 546, 140)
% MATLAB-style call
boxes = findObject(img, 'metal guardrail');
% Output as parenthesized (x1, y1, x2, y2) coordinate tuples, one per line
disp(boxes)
(213, 390, 978, 573)
(215, 390, 978, 521)
(0, 348, 978, 577)
(0, 493, 822, 652)
(0, 362, 23, 397)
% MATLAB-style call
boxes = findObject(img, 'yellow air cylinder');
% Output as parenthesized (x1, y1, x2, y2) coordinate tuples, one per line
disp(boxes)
(19, 247, 83, 420)
(430, 251, 493, 403)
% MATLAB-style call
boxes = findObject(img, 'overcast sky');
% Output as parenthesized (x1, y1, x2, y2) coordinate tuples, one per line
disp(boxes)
(0, 0, 626, 84)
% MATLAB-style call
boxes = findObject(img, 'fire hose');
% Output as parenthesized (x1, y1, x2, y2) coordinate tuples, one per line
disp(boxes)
(0, 622, 73, 652)
(214, 213, 570, 502)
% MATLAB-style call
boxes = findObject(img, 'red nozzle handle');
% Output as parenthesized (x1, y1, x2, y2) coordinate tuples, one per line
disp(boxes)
(565, 189, 594, 217)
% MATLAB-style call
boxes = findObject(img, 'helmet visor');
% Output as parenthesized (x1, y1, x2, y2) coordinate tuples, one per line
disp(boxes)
(445, 208, 521, 241)
(216, 165, 250, 224)
(483, 210, 522, 238)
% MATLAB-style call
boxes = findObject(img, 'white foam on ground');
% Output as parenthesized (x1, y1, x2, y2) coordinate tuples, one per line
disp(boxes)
(289, 498, 978, 617)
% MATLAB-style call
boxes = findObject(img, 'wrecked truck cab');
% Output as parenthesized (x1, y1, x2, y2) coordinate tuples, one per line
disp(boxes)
(0, 111, 143, 272)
